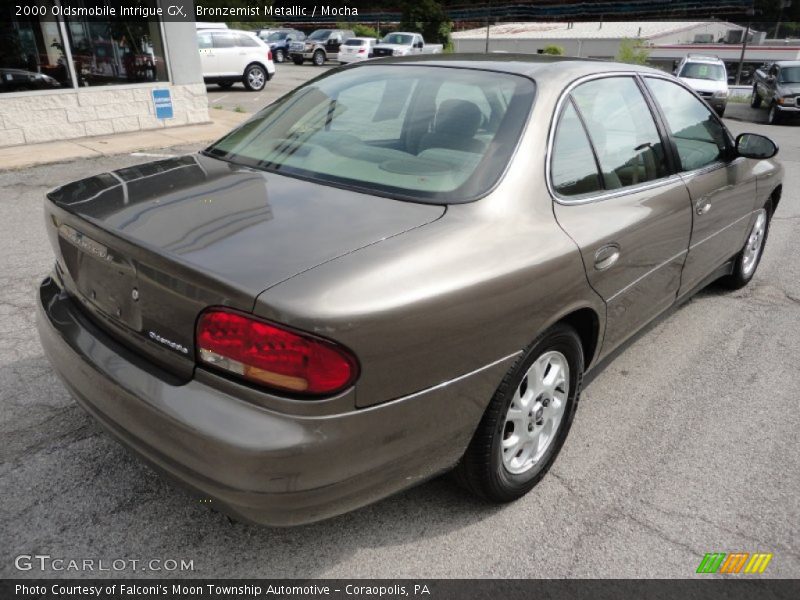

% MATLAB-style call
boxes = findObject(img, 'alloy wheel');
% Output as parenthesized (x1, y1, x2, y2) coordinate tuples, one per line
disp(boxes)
(742, 209, 767, 278)
(501, 351, 569, 475)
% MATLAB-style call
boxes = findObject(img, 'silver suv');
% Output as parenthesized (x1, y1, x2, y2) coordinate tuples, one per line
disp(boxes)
(675, 55, 729, 117)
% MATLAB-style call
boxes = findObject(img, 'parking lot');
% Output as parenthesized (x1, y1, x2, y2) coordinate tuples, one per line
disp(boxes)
(1, 64, 799, 578)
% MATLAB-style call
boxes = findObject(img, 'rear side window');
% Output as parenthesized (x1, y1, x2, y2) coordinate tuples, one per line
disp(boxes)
(570, 77, 669, 190)
(551, 102, 603, 196)
(236, 34, 260, 48)
(645, 77, 728, 171)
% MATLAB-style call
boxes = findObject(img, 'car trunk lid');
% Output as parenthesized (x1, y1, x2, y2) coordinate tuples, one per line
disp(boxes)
(45, 153, 445, 380)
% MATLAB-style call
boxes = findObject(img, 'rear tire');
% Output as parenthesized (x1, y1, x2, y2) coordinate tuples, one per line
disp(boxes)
(455, 324, 583, 503)
(243, 64, 267, 91)
(721, 203, 771, 290)
(313, 50, 326, 66)
(292, 56, 304, 65)
(274, 49, 285, 63)
(751, 87, 762, 108)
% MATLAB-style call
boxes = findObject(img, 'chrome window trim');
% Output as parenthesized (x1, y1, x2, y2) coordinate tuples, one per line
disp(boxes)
(546, 72, 679, 206)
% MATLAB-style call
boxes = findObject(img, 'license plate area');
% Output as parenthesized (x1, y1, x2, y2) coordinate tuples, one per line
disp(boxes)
(58, 224, 141, 331)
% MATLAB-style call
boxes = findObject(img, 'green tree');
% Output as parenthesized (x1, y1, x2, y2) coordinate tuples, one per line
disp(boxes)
(399, 0, 453, 46)
(541, 44, 564, 56)
(616, 39, 650, 65)
(337, 22, 381, 39)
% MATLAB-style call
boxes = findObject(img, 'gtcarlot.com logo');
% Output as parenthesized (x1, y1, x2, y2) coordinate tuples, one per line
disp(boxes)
(14, 554, 194, 572)
(697, 552, 773, 574)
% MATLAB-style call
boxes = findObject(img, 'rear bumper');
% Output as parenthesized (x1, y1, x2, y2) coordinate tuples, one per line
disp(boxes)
(37, 276, 511, 525)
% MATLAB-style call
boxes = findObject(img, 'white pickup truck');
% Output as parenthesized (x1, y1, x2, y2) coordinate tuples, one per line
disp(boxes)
(371, 32, 443, 58)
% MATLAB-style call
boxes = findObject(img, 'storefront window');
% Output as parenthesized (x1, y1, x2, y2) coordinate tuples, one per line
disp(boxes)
(64, 0, 168, 87)
(0, 1, 73, 93)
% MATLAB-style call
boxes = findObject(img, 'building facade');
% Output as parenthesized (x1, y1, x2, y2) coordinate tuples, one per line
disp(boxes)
(0, 1, 209, 148)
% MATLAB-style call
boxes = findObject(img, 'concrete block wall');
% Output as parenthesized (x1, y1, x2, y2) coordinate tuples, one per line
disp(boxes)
(0, 83, 210, 148)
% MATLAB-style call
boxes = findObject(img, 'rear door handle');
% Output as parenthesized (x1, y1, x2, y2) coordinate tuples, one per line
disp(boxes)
(594, 244, 621, 270)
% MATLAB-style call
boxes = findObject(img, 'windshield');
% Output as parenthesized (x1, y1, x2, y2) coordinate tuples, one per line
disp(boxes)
(308, 30, 331, 41)
(205, 65, 534, 203)
(779, 66, 800, 83)
(382, 34, 414, 45)
(265, 32, 288, 42)
(680, 62, 726, 81)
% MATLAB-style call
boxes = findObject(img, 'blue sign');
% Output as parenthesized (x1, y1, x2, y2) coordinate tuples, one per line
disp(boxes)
(152, 89, 173, 120)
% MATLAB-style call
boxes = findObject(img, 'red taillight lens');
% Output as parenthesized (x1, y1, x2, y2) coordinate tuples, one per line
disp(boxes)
(358, 48, 366, 54)
(267, 50, 272, 61)
(196, 309, 358, 397)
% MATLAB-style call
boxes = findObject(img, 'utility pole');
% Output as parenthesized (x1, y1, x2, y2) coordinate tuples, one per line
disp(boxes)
(735, 22, 751, 86)
(484, 0, 492, 53)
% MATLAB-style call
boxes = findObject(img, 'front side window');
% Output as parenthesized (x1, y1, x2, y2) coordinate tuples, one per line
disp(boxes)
(64, 0, 167, 87)
(211, 33, 234, 49)
(0, 1, 73, 93)
(206, 66, 534, 203)
(571, 77, 669, 190)
(645, 77, 728, 171)
(308, 30, 331, 41)
(197, 33, 212, 50)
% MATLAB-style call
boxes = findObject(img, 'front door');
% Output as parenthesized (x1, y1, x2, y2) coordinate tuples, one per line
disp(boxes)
(644, 77, 757, 295)
(211, 32, 241, 77)
(197, 32, 217, 77)
(551, 75, 693, 356)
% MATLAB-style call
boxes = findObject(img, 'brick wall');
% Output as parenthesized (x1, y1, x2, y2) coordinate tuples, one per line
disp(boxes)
(0, 83, 210, 148)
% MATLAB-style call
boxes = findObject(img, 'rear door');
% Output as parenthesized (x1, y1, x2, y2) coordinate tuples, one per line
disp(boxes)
(644, 76, 756, 295)
(551, 75, 693, 355)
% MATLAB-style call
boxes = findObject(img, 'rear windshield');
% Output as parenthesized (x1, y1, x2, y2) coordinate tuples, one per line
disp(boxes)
(345, 39, 366, 46)
(205, 65, 535, 203)
(680, 62, 726, 81)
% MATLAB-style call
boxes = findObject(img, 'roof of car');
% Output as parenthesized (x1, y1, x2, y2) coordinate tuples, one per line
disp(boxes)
(773, 60, 800, 66)
(361, 53, 665, 80)
(683, 55, 725, 63)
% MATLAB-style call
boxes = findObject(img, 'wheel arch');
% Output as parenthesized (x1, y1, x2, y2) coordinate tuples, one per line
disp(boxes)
(770, 184, 782, 213)
(244, 61, 270, 80)
(543, 307, 602, 371)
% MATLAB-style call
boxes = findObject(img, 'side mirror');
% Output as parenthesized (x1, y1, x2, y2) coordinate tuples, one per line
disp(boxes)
(736, 133, 778, 159)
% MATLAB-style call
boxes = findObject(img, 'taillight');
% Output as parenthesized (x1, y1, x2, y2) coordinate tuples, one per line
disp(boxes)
(196, 309, 358, 397)
(358, 48, 366, 54)
(267, 50, 272, 61)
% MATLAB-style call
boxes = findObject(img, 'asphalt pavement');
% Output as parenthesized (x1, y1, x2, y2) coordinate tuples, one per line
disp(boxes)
(0, 104, 798, 578)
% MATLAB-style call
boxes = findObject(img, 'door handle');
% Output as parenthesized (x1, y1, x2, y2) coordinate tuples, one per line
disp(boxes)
(594, 244, 621, 271)
(696, 200, 712, 215)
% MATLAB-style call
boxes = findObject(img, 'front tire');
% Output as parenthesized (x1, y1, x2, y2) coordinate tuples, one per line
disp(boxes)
(217, 82, 234, 90)
(243, 64, 267, 91)
(455, 324, 583, 502)
(313, 49, 326, 66)
(751, 87, 762, 108)
(292, 56, 304, 65)
(768, 103, 781, 125)
(274, 49, 285, 63)
(721, 205, 771, 290)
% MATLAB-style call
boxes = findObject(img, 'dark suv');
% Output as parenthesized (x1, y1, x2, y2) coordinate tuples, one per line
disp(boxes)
(258, 29, 305, 64)
(289, 29, 354, 66)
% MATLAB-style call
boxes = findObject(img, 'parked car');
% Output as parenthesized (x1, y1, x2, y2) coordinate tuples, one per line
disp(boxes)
(196, 28, 275, 91)
(0, 68, 62, 92)
(675, 55, 729, 117)
(258, 29, 306, 64)
(38, 56, 783, 526)
(371, 32, 443, 58)
(751, 61, 800, 124)
(289, 29, 354, 65)
(337, 37, 378, 64)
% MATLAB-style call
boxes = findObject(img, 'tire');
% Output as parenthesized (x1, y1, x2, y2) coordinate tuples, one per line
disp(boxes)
(768, 103, 782, 125)
(217, 82, 234, 90)
(274, 49, 285, 64)
(721, 203, 771, 290)
(750, 87, 762, 108)
(313, 49, 326, 66)
(455, 323, 584, 503)
(243, 64, 267, 91)
(716, 107, 726, 118)
(292, 56, 303, 65)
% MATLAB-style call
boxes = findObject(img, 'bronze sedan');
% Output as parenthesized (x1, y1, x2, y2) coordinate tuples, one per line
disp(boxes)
(37, 56, 783, 525)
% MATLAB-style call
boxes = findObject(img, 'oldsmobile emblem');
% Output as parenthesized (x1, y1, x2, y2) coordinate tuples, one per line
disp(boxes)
(148, 331, 189, 355)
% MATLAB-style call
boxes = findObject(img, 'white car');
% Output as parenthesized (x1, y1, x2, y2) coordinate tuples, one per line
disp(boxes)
(337, 38, 378, 64)
(675, 55, 729, 116)
(197, 29, 275, 91)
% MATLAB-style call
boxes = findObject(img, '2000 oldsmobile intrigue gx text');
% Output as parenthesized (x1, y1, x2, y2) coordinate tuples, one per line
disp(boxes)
(37, 56, 783, 525)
